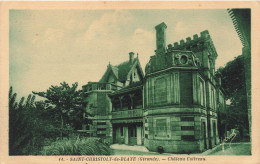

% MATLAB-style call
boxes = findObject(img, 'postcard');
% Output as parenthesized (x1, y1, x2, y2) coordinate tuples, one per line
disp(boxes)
(0, 1, 259, 164)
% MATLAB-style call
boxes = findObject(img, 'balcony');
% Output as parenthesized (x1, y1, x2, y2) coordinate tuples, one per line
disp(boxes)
(112, 109, 143, 119)
(83, 82, 122, 92)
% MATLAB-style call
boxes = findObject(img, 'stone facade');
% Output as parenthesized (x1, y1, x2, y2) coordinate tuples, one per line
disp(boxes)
(82, 22, 225, 153)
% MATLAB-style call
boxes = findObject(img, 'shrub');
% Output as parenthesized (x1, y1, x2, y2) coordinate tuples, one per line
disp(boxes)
(40, 137, 113, 156)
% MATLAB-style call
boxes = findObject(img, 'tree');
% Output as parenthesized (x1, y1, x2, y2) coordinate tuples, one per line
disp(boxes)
(9, 83, 91, 155)
(33, 82, 91, 139)
(9, 87, 58, 155)
(217, 55, 249, 139)
(9, 87, 34, 154)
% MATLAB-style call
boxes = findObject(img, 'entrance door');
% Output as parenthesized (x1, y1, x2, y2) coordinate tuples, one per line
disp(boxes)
(202, 122, 207, 150)
(113, 125, 124, 144)
(128, 125, 137, 145)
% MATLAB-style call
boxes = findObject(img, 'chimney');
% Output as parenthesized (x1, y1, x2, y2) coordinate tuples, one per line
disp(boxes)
(155, 22, 167, 54)
(129, 52, 135, 63)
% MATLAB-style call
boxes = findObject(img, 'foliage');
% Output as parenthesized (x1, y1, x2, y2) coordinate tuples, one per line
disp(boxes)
(217, 55, 249, 138)
(40, 137, 113, 156)
(9, 82, 94, 155)
(33, 82, 92, 138)
(217, 55, 246, 100)
(9, 87, 59, 155)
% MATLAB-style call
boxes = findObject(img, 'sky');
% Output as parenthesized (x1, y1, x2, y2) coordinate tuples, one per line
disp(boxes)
(10, 9, 242, 99)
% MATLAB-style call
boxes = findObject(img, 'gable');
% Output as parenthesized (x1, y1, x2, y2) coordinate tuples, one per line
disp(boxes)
(127, 58, 144, 82)
(130, 68, 141, 82)
(99, 57, 144, 84)
(108, 72, 116, 83)
(116, 61, 132, 82)
(99, 65, 118, 83)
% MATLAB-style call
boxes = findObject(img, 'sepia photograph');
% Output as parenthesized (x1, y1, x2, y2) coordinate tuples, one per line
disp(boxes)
(1, 1, 259, 164)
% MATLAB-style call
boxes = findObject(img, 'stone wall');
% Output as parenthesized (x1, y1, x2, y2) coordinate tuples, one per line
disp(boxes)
(92, 119, 113, 144)
(85, 90, 113, 143)
(144, 112, 210, 153)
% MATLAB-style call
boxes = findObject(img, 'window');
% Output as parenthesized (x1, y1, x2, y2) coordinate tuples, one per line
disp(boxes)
(181, 135, 195, 141)
(179, 72, 193, 105)
(199, 79, 205, 106)
(97, 122, 106, 125)
(145, 134, 148, 139)
(154, 77, 167, 104)
(181, 117, 194, 122)
(219, 92, 225, 110)
(180, 55, 188, 65)
(211, 87, 216, 110)
(181, 126, 194, 131)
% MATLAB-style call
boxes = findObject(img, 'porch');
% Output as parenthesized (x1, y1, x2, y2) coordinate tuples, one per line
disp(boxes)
(112, 122, 143, 146)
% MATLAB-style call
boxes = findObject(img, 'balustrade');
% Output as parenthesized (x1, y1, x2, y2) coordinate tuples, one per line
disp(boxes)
(112, 109, 143, 119)
(83, 82, 121, 92)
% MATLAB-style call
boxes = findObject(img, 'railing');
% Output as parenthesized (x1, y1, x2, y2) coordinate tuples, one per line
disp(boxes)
(112, 109, 143, 119)
(83, 82, 122, 92)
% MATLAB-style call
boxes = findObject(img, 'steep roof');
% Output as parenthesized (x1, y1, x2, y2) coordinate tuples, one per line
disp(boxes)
(99, 57, 141, 83)
(110, 65, 118, 79)
(116, 58, 137, 82)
